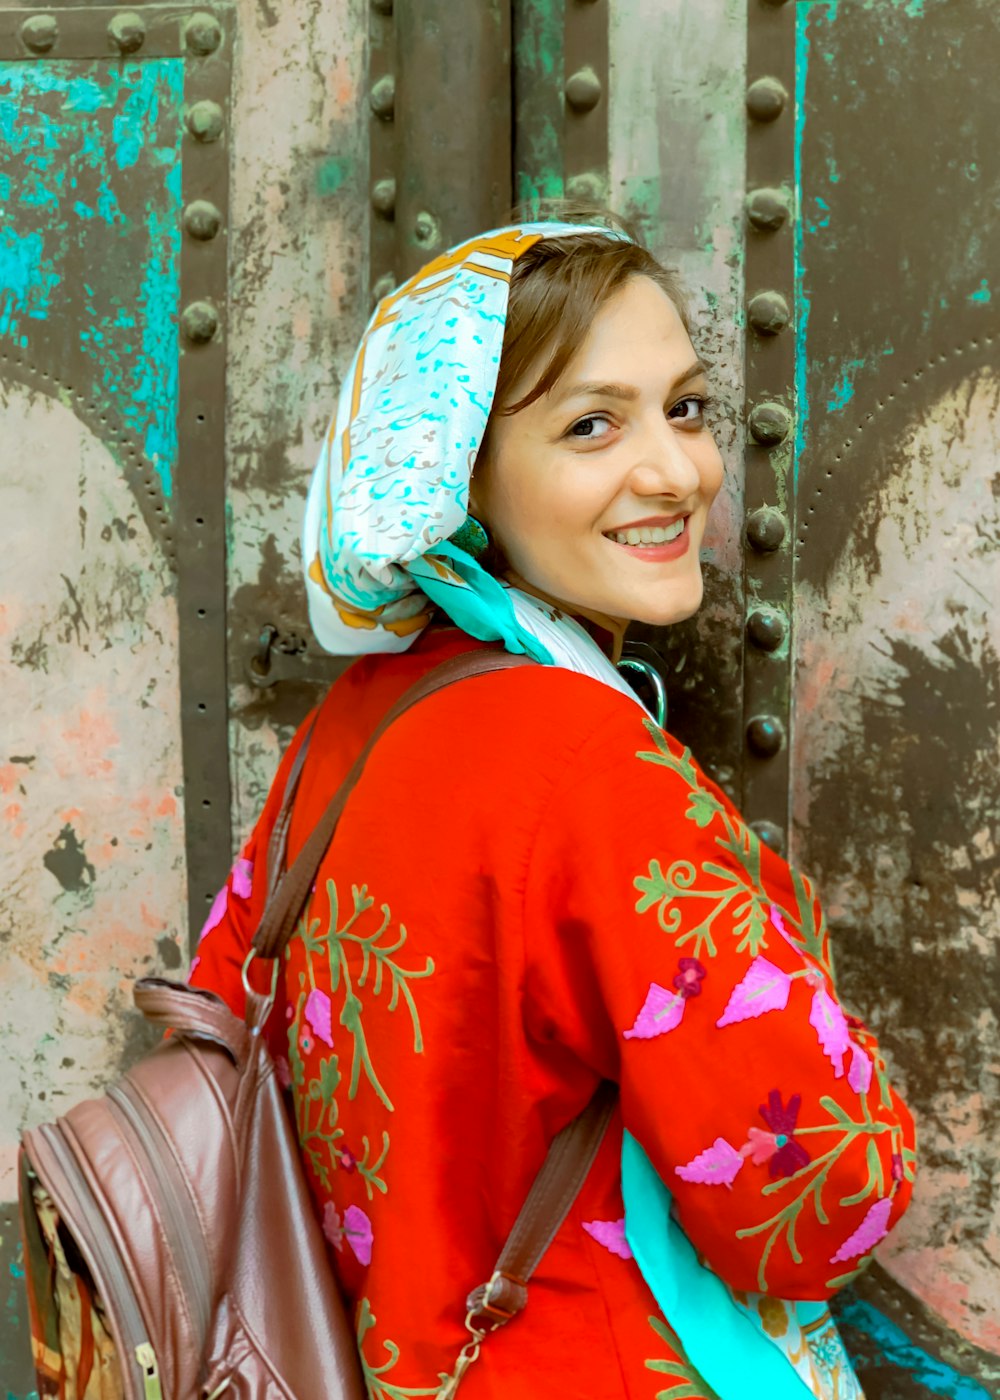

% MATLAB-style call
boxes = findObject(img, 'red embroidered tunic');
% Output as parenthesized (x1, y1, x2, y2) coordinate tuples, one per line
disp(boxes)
(190, 627, 915, 1399)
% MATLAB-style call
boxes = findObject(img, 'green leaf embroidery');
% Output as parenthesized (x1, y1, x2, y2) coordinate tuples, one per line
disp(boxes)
(645, 1315, 719, 1399)
(356, 1298, 443, 1400)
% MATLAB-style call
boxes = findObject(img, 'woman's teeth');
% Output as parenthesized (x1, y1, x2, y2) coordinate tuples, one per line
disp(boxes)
(606, 519, 685, 546)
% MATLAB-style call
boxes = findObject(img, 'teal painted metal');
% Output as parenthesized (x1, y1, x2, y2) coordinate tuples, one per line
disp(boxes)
(512, 0, 565, 210)
(0, 60, 183, 499)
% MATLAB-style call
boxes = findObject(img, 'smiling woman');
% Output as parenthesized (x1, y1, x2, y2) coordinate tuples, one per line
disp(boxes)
(471, 253, 724, 659)
(189, 216, 915, 1400)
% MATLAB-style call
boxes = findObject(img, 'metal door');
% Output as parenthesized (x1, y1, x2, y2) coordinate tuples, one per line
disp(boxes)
(2, 1, 997, 1394)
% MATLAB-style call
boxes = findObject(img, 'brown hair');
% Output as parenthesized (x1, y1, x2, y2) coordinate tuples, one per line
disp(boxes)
(493, 210, 688, 418)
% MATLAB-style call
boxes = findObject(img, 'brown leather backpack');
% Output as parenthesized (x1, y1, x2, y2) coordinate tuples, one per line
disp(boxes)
(19, 650, 614, 1400)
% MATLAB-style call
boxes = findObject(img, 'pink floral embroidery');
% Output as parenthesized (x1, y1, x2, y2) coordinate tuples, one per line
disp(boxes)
(299, 1027, 314, 1056)
(757, 1090, 811, 1178)
(323, 1202, 344, 1250)
(675, 1137, 744, 1187)
(739, 1126, 779, 1166)
(623, 983, 686, 1040)
(344, 1204, 373, 1266)
(582, 1218, 633, 1260)
(198, 884, 228, 943)
(770, 905, 796, 948)
(338, 1147, 358, 1173)
(810, 988, 850, 1077)
(830, 1197, 893, 1263)
(848, 1043, 872, 1094)
(304, 987, 334, 1047)
(232, 857, 253, 900)
(717, 956, 791, 1028)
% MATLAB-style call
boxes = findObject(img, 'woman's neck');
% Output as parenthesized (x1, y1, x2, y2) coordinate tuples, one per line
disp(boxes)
(503, 573, 628, 664)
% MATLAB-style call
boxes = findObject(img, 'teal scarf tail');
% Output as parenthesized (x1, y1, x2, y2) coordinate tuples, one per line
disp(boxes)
(622, 1132, 815, 1400)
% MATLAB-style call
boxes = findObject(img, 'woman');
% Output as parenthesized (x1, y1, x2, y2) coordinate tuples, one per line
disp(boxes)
(191, 220, 915, 1399)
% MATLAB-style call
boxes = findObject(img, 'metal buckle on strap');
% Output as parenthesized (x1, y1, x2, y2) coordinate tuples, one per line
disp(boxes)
(241, 949, 279, 1032)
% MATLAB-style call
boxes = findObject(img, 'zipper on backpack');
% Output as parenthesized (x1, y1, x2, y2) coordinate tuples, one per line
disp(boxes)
(30, 1124, 163, 1400)
(107, 1080, 212, 1339)
(136, 1342, 163, 1400)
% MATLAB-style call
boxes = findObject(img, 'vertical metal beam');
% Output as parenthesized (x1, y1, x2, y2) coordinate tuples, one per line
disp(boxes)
(176, 10, 233, 946)
(392, 0, 511, 283)
(741, 0, 795, 852)
(369, 0, 397, 301)
(564, 0, 608, 205)
(512, 0, 565, 209)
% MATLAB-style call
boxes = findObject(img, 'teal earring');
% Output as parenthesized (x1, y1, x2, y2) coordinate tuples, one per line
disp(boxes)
(449, 515, 489, 559)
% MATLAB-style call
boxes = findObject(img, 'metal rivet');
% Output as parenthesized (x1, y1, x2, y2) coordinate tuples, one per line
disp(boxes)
(372, 0, 393, 12)
(746, 187, 790, 232)
(372, 273, 396, 305)
(108, 12, 145, 53)
(746, 508, 786, 552)
(746, 715, 785, 758)
(371, 178, 396, 218)
(413, 211, 441, 249)
(186, 100, 224, 142)
(746, 608, 787, 652)
(750, 820, 785, 855)
(566, 171, 607, 203)
(748, 290, 791, 336)
(370, 75, 395, 121)
(746, 77, 788, 122)
(181, 301, 219, 344)
(185, 12, 223, 55)
(21, 14, 58, 53)
(748, 400, 792, 446)
(183, 199, 222, 240)
(565, 66, 602, 113)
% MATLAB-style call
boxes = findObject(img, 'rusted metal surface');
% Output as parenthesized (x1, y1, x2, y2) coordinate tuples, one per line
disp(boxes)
(791, 0, 1000, 1391)
(224, 0, 366, 836)
(610, 0, 748, 803)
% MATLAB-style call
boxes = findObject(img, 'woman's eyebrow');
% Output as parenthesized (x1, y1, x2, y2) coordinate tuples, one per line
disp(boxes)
(553, 361, 709, 406)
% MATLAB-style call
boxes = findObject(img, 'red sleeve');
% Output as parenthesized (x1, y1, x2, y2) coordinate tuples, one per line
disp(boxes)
(523, 703, 916, 1300)
(187, 715, 315, 1017)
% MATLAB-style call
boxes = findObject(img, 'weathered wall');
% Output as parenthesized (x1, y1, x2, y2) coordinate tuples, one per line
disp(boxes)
(791, 0, 1000, 1391)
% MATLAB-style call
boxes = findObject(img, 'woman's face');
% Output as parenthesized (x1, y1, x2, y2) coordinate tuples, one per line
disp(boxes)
(470, 275, 724, 635)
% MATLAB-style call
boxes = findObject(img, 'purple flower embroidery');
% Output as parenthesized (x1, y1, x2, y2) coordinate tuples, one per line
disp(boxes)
(304, 987, 334, 1047)
(811, 988, 850, 1078)
(675, 1137, 745, 1187)
(232, 857, 253, 900)
(623, 983, 686, 1040)
(673, 958, 707, 998)
(717, 956, 791, 1028)
(344, 1204, 373, 1266)
(582, 1217, 633, 1260)
(198, 884, 228, 943)
(758, 1090, 811, 1179)
(848, 1043, 872, 1095)
(830, 1197, 893, 1264)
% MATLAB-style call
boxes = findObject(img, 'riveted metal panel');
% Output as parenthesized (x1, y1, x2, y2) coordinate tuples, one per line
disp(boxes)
(791, 0, 1000, 1392)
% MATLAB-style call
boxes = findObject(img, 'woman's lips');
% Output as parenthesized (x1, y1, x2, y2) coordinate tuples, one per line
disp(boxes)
(606, 517, 691, 562)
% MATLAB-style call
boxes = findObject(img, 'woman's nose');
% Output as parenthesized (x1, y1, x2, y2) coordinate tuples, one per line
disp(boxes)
(630, 420, 702, 499)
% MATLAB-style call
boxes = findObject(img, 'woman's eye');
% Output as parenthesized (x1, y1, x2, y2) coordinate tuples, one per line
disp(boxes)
(668, 395, 708, 427)
(568, 414, 614, 440)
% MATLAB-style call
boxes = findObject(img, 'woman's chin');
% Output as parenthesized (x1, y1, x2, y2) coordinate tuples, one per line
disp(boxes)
(622, 579, 704, 629)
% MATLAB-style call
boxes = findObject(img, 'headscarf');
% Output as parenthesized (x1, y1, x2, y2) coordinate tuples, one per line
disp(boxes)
(301, 222, 630, 665)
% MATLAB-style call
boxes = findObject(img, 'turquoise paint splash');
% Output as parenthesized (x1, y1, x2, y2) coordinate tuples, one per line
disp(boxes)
(837, 1300, 992, 1400)
(0, 60, 183, 497)
(969, 279, 991, 305)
